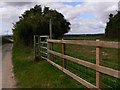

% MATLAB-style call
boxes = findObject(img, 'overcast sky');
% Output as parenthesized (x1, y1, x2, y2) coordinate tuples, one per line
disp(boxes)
(0, 0, 119, 35)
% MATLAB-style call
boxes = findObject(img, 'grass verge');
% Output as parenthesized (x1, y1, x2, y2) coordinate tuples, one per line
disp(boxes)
(12, 46, 85, 88)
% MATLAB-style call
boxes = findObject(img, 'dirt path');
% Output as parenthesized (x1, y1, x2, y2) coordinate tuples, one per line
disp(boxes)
(2, 44, 16, 88)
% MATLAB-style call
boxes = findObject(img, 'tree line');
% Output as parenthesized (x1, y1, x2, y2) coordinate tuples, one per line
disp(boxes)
(13, 5, 70, 46)
(13, 5, 120, 47)
(105, 11, 120, 40)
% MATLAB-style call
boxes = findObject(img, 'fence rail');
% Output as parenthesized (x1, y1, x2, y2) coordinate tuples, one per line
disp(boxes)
(47, 39, 120, 89)
(34, 36, 120, 89)
(48, 50, 120, 79)
(43, 56, 98, 88)
(47, 39, 119, 48)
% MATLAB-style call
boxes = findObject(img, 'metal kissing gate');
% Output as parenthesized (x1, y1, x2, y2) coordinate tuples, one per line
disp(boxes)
(34, 35, 49, 61)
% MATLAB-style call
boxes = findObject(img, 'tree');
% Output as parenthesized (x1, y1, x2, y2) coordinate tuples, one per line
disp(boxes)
(105, 11, 120, 40)
(13, 5, 70, 46)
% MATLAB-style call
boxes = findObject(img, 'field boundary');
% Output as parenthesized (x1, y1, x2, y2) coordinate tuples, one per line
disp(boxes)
(34, 35, 120, 89)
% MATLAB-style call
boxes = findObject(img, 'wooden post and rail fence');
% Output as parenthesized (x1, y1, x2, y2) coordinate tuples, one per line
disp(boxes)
(34, 35, 120, 89)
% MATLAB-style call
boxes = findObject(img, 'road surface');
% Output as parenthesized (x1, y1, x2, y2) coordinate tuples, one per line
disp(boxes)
(0, 45, 2, 89)
(1, 43, 16, 88)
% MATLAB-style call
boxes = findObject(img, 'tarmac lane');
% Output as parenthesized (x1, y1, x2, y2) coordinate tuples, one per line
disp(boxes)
(2, 43, 16, 88)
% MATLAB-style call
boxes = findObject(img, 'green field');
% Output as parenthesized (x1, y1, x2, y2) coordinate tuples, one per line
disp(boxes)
(63, 35, 119, 42)
(12, 35, 120, 88)
(50, 36, 120, 89)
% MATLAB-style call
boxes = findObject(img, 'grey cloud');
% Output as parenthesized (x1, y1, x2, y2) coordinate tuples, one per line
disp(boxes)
(1, 1, 118, 35)
(5, 2, 33, 6)
(89, 25, 104, 30)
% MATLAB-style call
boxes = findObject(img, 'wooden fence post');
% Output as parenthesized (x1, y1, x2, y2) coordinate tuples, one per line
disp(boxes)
(38, 36, 40, 55)
(50, 42, 53, 61)
(36, 36, 39, 55)
(62, 39, 66, 68)
(47, 36, 50, 59)
(96, 39, 102, 88)
(34, 35, 36, 59)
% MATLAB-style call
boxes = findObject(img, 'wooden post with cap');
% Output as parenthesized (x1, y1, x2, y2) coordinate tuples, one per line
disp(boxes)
(49, 19, 53, 61)
(96, 39, 102, 88)
(62, 38, 66, 68)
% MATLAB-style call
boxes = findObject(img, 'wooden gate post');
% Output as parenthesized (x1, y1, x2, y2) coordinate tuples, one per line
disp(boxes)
(47, 36, 50, 59)
(47, 40, 53, 61)
(62, 39, 66, 68)
(96, 39, 102, 88)
(38, 36, 40, 55)
(34, 35, 36, 59)
(50, 42, 53, 61)
(49, 19, 53, 61)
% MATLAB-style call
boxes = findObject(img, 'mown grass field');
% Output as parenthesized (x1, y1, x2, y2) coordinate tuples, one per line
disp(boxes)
(52, 43, 120, 88)
(63, 35, 119, 42)
(12, 46, 86, 88)
(50, 36, 120, 89)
